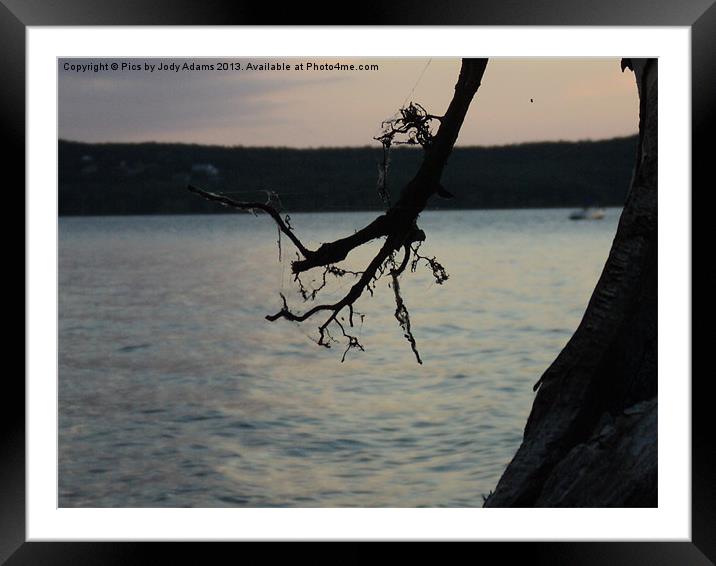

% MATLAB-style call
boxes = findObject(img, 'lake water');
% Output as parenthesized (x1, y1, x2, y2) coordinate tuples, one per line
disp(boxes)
(59, 208, 620, 507)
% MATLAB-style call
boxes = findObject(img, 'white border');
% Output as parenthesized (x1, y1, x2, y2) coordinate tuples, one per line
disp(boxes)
(27, 26, 691, 541)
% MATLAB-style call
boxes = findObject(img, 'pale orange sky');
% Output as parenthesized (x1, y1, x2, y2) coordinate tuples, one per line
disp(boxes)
(59, 58, 639, 147)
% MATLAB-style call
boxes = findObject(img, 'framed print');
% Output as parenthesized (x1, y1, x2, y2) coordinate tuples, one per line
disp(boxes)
(8, 0, 707, 561)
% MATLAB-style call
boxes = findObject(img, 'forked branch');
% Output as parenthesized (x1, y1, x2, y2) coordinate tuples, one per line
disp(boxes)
(187, 184, 311, 258)
(188, 58, 488, 362)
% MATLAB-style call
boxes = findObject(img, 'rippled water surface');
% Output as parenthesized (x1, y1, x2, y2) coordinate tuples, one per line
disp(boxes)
(59, 208, 620, 507)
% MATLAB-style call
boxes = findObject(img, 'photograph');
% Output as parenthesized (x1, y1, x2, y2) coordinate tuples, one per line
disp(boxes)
(57, 56, 657, 509)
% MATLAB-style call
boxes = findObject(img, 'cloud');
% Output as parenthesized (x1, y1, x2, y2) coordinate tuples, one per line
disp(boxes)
(58, 58, 638, 147)
(59, 58, 345, 144)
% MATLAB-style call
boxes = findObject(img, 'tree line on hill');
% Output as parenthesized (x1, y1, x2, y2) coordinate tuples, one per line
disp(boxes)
(58, 136, 637, 215)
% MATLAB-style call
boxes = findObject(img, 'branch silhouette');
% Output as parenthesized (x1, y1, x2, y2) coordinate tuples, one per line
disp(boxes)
(188, 58, 488, 362)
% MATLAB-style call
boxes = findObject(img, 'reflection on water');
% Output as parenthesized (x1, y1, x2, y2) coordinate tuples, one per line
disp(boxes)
(59, 208, 619, 507)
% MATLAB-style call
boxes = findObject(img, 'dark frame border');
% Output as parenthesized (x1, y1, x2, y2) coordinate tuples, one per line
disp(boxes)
(8, 0, 707, 562)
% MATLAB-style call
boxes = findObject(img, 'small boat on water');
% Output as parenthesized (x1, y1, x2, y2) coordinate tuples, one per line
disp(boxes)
(569, 207, 605, 221)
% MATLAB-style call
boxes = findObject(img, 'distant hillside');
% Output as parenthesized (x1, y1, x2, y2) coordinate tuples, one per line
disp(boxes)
(59, 137, 638, 215)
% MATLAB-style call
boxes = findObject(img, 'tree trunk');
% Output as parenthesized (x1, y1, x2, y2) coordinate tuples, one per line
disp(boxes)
(484, 59, 658, 508)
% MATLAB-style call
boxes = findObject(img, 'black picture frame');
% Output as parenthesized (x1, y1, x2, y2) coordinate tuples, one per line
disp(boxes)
(8, 0, 706, 561)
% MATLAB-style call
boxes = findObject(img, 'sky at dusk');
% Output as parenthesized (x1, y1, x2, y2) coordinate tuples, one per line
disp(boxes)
(59, 58, 639, 148)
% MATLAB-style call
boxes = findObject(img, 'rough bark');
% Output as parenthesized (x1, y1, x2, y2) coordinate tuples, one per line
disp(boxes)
(535, 399, 657, 507)
(484, 59, 658, 508)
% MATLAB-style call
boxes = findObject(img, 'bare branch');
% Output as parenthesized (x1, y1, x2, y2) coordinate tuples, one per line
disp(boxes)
(291, 214, 392, 273)
(294, 265, 363, 302)
(375, 102, 442, 149)
(390, 270, 422, 365)
(411, 241, 449, 285)
(187, 184, 312, 258)
(267, 234, 398, 324)
(187, 59, 488, 362)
